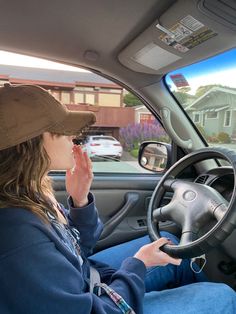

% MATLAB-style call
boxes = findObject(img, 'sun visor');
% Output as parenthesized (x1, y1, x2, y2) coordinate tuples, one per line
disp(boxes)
(118, 0, 236, 74)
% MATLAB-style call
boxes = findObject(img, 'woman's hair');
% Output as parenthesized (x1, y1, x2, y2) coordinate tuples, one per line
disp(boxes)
(0, 134, 56, 222)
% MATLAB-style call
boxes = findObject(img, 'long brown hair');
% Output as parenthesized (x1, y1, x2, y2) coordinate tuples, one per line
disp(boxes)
(0, 134, 57, 222)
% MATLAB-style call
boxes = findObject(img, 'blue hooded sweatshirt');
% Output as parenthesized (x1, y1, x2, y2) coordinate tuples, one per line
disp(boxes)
(0, 193, 146, 314)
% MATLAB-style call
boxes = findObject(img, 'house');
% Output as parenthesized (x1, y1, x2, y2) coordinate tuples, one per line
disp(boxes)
(186, 86, 236, 139)
(134, 105, 156, 124)
(0, 64, 135, 139)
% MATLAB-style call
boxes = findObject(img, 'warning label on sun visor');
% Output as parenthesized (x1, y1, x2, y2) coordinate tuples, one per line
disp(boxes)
(157, 15, 217, 53)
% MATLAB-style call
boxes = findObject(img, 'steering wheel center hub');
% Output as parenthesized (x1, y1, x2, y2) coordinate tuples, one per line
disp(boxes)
(183, 190, 197, 201)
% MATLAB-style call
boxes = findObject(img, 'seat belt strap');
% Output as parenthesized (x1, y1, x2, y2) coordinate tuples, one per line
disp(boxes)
(89, 266, 101, 296)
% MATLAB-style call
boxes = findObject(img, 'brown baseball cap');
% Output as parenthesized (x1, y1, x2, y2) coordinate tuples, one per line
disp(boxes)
(0, 84, 96, 150)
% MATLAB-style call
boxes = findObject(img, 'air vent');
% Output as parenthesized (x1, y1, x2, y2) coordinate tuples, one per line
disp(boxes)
(198, 0, 236, 30)
(195, 174, 209, 184)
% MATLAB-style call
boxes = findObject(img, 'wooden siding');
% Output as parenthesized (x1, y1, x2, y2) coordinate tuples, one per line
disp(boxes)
(66, 104, 135, 127)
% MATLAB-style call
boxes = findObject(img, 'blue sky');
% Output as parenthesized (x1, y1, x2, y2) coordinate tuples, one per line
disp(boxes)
(166, 48, 236, 93)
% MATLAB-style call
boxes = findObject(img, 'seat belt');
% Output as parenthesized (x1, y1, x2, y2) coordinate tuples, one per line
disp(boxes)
(89, 266, 101, 296)
(90, 267, 136, 313)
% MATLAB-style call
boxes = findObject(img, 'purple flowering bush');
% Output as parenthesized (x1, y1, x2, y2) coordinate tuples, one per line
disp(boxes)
(119, 122, 169, 152)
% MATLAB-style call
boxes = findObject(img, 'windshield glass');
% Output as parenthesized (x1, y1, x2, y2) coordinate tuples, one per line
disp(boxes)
(165, 48, 236, 152)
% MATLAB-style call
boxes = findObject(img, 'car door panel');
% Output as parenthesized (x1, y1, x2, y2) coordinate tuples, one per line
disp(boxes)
(51, 173, 177, 252)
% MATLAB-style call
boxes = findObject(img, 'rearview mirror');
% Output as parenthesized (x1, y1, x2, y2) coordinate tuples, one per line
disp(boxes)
(138, 141, 170, 173)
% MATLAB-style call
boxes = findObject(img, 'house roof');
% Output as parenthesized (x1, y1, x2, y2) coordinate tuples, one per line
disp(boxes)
(0, 64, 120, 88)
(134, 105, 145, 110)
(204, 105, 230, 112)
(186, 86, 236, 111)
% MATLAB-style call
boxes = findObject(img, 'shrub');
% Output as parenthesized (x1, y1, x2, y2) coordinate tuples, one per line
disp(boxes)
(130, 148, 139, 158)
(119, 122, 168, 151)
(217, 132, 231, 143)
(207, 135, 219, 143)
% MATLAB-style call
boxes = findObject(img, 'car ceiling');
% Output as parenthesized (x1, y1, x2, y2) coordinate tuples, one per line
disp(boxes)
(0, 0, 236, 90)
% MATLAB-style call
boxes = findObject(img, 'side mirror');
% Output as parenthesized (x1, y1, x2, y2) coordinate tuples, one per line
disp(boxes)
(138, 141, 171, 173)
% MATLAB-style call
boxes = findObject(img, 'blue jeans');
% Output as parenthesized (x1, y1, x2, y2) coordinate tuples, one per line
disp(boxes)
(90, 232, 236, 313)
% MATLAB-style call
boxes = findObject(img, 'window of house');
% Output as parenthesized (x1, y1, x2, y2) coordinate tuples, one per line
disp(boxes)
(224, 110, 231, 127)
(193, 113, 200, 123)
(140, 113, 155, 124)
(61, 91, 70, 104)
(85, 94, 95, 105)
(206, 112, 218, 119)
(74, 92, 84, 104)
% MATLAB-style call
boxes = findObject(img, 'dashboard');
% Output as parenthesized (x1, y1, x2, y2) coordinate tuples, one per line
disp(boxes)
(196, 166, 235, 260)
(205, 167, 234, 202)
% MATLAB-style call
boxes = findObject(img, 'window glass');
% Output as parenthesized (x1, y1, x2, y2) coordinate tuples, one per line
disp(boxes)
(193, 113, 200, 123)
(84, 90, 170, 173)
(85, 94, 95, 105)
(74, 92, 84, 104)
(206, 112, 218, 119)
(224, 111, 231, 127)
(0, 50, 169, 173)
(166, 48, 236, 152)
(61, 91, 70, 104)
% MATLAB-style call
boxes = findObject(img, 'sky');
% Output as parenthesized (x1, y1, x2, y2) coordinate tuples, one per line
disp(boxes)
(166, 48, 236, 95)
(0, 50, 89, 72)
(0, 49, 236, 95)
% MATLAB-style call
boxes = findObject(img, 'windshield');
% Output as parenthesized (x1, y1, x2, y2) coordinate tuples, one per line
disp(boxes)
(165, 48, 236, 152)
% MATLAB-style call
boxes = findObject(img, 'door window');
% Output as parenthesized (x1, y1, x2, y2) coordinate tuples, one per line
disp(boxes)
(0, 51, 169, 173)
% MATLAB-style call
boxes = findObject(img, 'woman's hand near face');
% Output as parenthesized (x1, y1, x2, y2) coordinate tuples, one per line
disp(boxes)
(66, 145, 93, 207)
(134, 238, 182, 267)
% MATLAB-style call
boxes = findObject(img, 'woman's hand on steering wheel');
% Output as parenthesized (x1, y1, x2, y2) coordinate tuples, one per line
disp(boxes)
(134, 237, 182, 267)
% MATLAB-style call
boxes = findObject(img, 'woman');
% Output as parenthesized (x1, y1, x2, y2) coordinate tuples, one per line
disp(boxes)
(0, 84, 235, 314)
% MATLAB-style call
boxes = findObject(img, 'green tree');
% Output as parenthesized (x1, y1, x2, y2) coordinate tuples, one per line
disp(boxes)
(172, 91, 195, 106)
(124, 92, 142, 107)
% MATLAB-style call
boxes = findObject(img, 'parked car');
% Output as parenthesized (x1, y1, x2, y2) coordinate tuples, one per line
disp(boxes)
(0, 0, 236, 309)
(85, 135, 123, 160)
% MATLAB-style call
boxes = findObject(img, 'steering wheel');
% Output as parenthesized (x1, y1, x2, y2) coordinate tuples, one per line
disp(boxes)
(148, 147, 236, 259)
